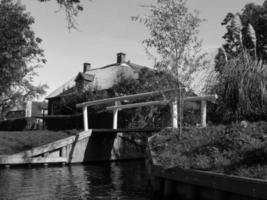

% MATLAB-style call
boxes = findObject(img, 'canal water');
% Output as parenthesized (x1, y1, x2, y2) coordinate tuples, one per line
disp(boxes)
(0, 160, 156, 200)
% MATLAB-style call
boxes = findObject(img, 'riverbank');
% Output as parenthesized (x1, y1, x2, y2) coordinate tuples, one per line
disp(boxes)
(148, 121, 267, 180)
(0, 130, 78, 155)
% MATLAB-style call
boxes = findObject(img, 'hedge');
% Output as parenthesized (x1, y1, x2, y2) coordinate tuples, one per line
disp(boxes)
(43, 112, 113, 131)
(0, 117, 37, 131)
(149, 121, 267, 179)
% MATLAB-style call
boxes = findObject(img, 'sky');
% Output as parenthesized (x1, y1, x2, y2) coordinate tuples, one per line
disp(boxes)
(20, 0, 265, 97)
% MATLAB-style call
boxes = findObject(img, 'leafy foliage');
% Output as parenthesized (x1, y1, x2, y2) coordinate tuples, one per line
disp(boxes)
(0, 0, 47, 119)
(0, 117, 32, 131)
(211, 1, 267, 123)
(211, 52, 267, 123)
(215, 0, 267, 72)
(134, 0, 206, 134)
(38, 0, 85, 29)
(43, 113, 114, 130)
(134, 0, 205, 85)
(149, 121, 267, 179)
(112, 69, 173, 129)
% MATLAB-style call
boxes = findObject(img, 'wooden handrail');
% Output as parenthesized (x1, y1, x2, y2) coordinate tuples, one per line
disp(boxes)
(76, 89, 176, 108)
(106, 100, 169, 110)
(106, 95, 218, 111)
(184, 95, 218, 103)
(77, 90, 218, 130)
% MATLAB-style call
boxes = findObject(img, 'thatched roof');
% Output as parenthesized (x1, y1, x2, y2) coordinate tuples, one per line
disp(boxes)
(46, 61, 147, 99)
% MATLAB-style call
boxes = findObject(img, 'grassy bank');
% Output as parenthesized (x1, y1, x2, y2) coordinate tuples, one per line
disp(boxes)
(0, 130, 79, 155)
(149, 121, 267, 180)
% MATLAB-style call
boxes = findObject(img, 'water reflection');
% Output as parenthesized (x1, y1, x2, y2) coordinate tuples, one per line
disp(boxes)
(0, 161, 152, 200)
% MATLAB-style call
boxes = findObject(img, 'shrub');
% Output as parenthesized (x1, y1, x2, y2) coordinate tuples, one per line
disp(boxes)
(43, 115, 83, 131)
(149, 121, 267, 179)
(0, 117, 36, 131)
(43, 112, 113, 131)
(209, 52, 267, 123)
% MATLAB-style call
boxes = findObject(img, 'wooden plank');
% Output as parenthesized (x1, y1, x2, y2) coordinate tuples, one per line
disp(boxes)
(113, 101, 120, 129)
(172, 98, 178, 128)
(91, 128, 161, 133)
(36, 114, 82, 118)
(201, 100, 207, 127)
(30, 157, 67, 164)
(184, 94, 218, 103)
(106, 95, 218, 111)
(106, 100, 169, 110)
(76, 89, 176, 108)
(2, 130, 92, 159)
(83, 106, 88, 131)
(153, 165, 267, 199)
(0, 157, 67, 165)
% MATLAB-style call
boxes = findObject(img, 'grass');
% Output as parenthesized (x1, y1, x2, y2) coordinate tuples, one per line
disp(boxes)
(0, 130, 79, 155)
(149, 121, 267, 180)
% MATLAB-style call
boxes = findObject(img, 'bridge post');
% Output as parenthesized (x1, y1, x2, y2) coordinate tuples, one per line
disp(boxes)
(201, 100, 207, 127)
(172, 98, 178, 128)
(83, 106, 88, 131)
(113, 101, 120, 129)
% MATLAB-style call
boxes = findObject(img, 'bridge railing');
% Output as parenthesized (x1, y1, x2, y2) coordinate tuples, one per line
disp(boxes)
(76, 89, 217, 131)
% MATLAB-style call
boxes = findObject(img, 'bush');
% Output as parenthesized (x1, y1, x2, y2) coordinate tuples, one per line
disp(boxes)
(43, 112, 113, 131)
(43, 115, 83, 131)
(209, 52, 267, 123)
(0, 117, 36, 131)
(149, 121, 267, 179)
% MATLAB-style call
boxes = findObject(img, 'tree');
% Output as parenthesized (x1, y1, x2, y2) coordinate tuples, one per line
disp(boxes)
(242, 1, 267, 60)
(134, 0, 204, 135)
(38, 0, 85, 29)
(0, 0, 47, 119)
(211, 0, 267, 123)
(215, 0, 267, 73)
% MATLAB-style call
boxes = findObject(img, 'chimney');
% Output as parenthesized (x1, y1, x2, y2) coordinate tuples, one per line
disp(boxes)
(83, 63, 91, 73)
(117, 53, 126, 63)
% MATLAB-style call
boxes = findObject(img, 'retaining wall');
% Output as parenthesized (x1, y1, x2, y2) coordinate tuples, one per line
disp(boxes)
(0, 130, 146, 165)
(150, 165, 267, 200)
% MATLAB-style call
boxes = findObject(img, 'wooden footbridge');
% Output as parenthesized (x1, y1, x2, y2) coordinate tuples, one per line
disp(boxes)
(77, 89, 217, 131)
(0, 89, 217, 166)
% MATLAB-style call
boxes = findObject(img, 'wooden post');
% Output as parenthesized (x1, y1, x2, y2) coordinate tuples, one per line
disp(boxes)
(25, 101, 32, 117)
(172, 98, 178, 128)
(164, 179, 176, 198)
(113, 101, 120, 129)
(83, 106, 88, 131)
(201, 100, 207, 127)
(60, 146, 67, 158)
